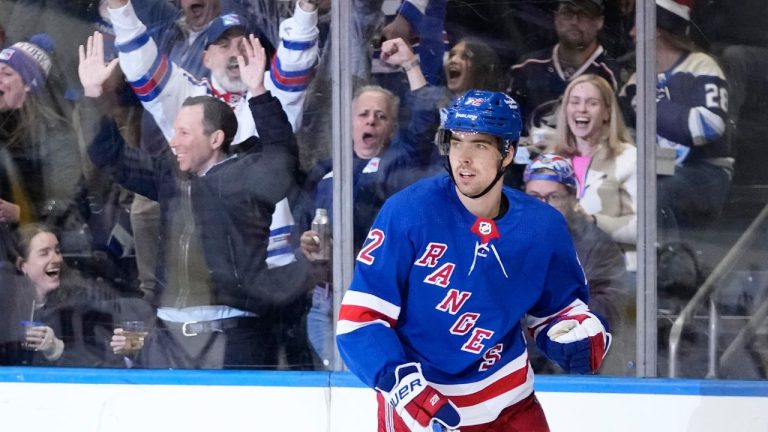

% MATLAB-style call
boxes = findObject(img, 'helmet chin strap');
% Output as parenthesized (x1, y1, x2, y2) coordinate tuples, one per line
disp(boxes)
(444, 156, 509, 200)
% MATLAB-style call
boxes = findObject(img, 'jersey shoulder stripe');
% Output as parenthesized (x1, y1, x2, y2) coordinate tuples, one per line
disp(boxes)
(674, 52, 726, 80)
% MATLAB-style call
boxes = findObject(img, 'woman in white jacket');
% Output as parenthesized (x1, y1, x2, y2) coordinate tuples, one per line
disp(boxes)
(550, 74, 637, 271)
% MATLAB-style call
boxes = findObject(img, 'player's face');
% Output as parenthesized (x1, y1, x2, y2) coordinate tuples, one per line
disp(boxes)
(448, 131, 512, 197)
(445, 41, 473, 95)
(525, 179, 574, 216)
(169, 105, 221, 175)
(19, 231, 62, 296)
(565, 82, 609, 143)
(204, 31, 247, 93)
(352, 91, 395, 159)
(180, 0, 220, 32)
(554, 4, 603, 50)
(0, 63, 27, 111)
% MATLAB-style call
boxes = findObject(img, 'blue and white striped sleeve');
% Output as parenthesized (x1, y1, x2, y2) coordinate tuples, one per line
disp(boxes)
(264, 1, 320, 132)
(108, 0, 208, 142)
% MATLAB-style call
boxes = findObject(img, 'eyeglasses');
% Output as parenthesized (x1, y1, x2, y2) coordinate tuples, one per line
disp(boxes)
(527, 192, 568, 206)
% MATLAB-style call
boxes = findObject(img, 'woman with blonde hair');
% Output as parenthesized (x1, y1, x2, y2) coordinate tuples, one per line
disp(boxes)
(551, 73, 637, 271)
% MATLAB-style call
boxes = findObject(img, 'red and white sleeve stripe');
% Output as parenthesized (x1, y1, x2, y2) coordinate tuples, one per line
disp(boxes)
(337, 291, 400, 336)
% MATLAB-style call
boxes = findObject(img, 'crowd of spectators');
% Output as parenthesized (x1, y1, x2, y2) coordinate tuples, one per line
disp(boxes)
(0, 0, 761, 377)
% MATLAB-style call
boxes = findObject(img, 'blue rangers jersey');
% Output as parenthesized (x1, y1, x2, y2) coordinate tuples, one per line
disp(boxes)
(620, 51, 730, 165)
(337, 174, 591, 427)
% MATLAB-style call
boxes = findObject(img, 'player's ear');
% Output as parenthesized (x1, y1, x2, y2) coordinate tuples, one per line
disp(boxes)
(501, 146, 515, 169)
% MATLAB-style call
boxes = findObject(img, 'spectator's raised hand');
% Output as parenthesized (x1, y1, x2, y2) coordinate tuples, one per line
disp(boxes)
(380, 38, 426, 90)
(379, 38, 416, 68)
(78, 31, 119, 98)
(237, 34, 267, 97)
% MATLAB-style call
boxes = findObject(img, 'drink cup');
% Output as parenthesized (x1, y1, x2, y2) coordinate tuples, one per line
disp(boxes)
(119, 321, 149, 353)
(19, 320, 46, 350)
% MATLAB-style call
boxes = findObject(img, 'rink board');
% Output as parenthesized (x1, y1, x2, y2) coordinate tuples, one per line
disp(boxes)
(0, 368, 766, 431)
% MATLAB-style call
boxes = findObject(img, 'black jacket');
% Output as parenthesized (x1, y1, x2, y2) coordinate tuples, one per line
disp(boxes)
(88, 92, 309, 314)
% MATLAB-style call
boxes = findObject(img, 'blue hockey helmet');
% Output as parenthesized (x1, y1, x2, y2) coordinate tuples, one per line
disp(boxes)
(523, 153, 578, 192)
(437, 90, 522, 158)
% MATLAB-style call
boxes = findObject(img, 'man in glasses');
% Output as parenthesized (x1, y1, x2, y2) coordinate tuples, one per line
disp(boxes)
(506, 0, 618, 144)
(524, 153, 630, 374)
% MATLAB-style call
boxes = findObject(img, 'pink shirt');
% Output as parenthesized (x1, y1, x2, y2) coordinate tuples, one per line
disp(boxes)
(571, 154, 592, 198)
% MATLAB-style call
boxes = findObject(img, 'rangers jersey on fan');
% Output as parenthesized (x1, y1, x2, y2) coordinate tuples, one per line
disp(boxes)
(108, 0, 318, 138)
(337, 174, 590, 427)
(620, 51, 730, 165)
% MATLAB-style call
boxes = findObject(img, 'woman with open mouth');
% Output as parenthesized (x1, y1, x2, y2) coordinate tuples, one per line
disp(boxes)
(444, 37, 503, 99)
(549, 74, 638, 273)
(0, 34, 84, 252)
(10, 223, 139, 367)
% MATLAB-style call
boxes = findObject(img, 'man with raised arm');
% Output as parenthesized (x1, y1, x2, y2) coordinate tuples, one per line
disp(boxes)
(80, 32, 307, 368)
(103, 0, 318, 136)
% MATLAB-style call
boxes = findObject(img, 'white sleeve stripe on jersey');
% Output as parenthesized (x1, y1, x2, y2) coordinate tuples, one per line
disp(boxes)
(525, 298, 588, 337)
(336, 318, 393, 335)
(341, 290, 401, 319)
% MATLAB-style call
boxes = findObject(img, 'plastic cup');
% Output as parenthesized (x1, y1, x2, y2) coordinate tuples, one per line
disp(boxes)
(19, 320, 46, 350)
(118, 321, 148, 353)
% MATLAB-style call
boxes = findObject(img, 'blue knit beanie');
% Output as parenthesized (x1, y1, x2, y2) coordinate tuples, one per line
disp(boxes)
(0, 33, 53, 93)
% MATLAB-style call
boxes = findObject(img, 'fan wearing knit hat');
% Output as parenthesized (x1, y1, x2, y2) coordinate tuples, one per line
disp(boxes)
(619, 0, 732, 239)
(0, 33, 53, 111)
(0, 33, 54, 110)
(0, 30, 82, 237)
(523, 153, 630, 375)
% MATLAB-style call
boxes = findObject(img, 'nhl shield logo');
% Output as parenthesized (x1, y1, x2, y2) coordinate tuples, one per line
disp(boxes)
(478, 221, 492, 236)
(470, 217, 500, 244)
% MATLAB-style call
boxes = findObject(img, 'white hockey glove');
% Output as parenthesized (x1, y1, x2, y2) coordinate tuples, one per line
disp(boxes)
(380, 363, 461, 431)
(535, 311, 611, 374)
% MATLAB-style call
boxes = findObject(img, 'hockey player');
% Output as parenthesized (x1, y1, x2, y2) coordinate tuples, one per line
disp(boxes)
(337, 90, 611, 431)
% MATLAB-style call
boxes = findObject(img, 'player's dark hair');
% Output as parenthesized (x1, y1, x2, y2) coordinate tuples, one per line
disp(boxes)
(183, 95, 238, 154)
